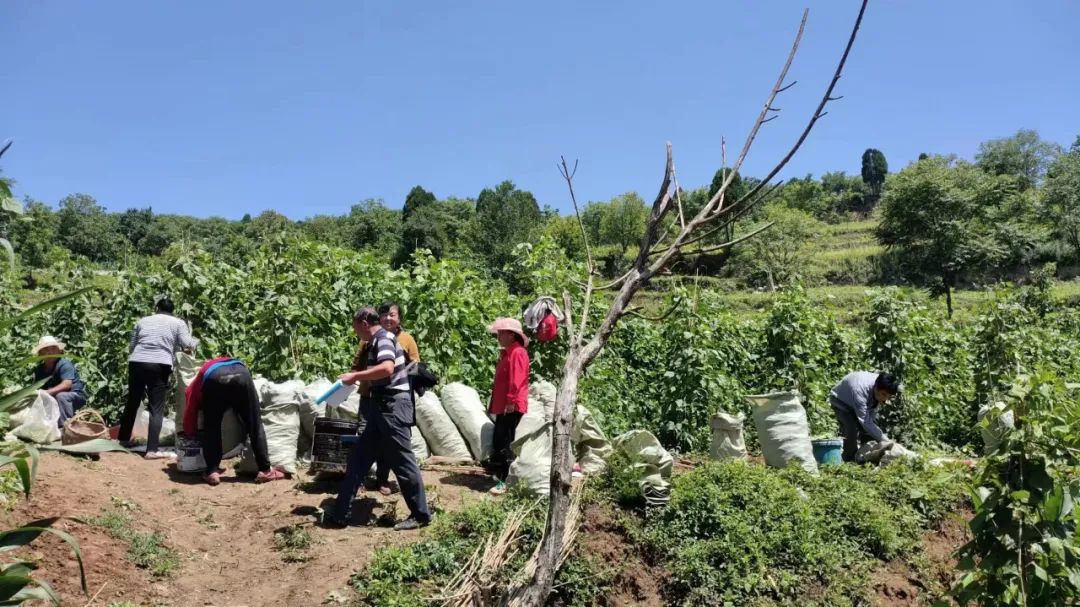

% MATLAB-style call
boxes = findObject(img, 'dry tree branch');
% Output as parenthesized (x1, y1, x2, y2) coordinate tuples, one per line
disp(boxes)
(699, 9, 808, 220)
(559, 156, 593, 276)
(687, 221, 775, 256)
(626, 295, 683, 322)
(733, 0, 868, 210)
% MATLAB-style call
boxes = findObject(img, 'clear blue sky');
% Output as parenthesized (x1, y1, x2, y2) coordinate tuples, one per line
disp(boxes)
(3, 1, 1078, 220)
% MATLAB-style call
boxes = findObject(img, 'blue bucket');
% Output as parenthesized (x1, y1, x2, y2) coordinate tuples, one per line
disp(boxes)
(812, 439, 844, 466)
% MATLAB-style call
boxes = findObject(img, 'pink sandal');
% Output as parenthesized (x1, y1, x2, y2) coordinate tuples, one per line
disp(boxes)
(255, 468, 286, 483)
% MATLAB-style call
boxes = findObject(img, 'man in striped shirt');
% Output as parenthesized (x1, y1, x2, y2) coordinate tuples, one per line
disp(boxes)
(328, 307, 431, 531)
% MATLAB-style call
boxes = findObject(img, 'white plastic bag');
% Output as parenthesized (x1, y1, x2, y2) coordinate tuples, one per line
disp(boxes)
(978, 401, 1014, 455)
(710, 411, 748, 460)
(747, 392, 818, 474)
(441, 383, 494, 462)
(12, 390, 61, 444)
(132, 405, 177, 445)
(415, 391, 472, 459)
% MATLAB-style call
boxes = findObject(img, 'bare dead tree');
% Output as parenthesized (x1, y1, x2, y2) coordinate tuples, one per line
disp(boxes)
(510, 2, 870, 604)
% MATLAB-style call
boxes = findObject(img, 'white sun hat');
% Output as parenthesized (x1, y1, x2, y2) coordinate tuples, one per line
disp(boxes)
(31, 335, 66, 356)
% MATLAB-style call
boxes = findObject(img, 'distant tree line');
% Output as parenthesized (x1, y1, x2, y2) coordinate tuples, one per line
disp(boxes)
(3, 129, 1080, 302)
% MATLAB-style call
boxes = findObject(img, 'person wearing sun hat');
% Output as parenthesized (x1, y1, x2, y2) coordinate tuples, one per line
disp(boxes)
(31, 336, 87, 427)
(485, 317, 530, 496)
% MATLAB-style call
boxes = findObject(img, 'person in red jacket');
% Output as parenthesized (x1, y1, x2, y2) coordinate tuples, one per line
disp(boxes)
(184, 357, 284, 486)
(486, 318, 530, 496)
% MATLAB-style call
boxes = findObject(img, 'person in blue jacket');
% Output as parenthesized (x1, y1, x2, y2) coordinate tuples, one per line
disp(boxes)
(31, 336, 87, 427)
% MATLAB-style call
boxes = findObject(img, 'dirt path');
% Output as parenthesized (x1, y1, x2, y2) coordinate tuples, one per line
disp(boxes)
(5, 451, 496, 607)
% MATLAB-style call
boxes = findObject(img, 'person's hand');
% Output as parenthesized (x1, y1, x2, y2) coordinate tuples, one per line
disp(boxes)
(340, 372, 360, 386)
(504, 404, 517, 415)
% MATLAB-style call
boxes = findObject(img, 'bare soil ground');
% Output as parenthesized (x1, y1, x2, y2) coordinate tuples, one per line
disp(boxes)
(3, 451, 496, 607)
(574, 503, 666, 607)
(872, 511, 972, 607)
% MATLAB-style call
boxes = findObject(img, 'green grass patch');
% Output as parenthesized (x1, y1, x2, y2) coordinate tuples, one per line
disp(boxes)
(596, 459, 970, 606)
(91, 498, 180, 577)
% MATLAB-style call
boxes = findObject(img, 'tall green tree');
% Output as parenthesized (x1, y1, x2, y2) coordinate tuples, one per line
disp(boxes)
(349, 199, 402, 258)
(820, 171, 867, 216)
(473, 180, 542, 277)
(396, 198, 475, 264)
(860, 148, 888, 201)
(402, 185, 437, 221)
(57, 193, 123, 262)
(877, 156, 1022, 316)
(1041, 136, 1080, 258)
(7, 200, 58, 268)
(732, 205, 821, 291)
(117, 207, 154, 249)
(598, 192, 648, 257)
(975, 129, 1062, 191)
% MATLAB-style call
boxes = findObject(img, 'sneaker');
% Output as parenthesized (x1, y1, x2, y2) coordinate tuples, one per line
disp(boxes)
(393, 517, 429, 531)
(255, 468, 286, 483)
(144, 451, 176, 460)
(489, 481, 507, 496)
(203, 471, 221, 486)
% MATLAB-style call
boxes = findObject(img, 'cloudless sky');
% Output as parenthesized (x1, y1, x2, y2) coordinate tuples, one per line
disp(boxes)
(3, 1, 1078, 219)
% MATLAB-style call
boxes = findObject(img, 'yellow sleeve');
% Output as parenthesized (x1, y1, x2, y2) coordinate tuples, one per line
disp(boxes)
(401, 332, 420, 362)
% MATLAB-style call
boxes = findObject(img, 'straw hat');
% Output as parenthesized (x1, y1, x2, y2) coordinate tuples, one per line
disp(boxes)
(487, 317, 529, 347)
(32, 335, 66, 356)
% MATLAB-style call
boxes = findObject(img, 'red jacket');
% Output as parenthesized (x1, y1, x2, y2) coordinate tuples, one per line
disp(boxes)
(489, 341, 529, 415)
(183, 357, 236, 436)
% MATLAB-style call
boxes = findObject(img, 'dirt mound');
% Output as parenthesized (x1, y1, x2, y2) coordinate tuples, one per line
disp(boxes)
(577, 503, 666, 607)
(872, 511, 971, 606)
(3, 451, 496, 607)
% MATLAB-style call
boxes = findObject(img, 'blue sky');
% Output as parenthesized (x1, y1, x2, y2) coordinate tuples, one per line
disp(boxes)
(3, 1, 1078, 219)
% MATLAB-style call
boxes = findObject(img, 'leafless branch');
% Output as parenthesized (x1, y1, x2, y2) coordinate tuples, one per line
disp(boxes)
(672, 157, 686, 230)
(561, 289, 575, 345)
(685, 222, 775, 256)
(734, 0, 868, 209)
(698, 9, 808, 219)
(559, 156, 593, 276)
(778, 80, 798, 92)
(0, 140, 11, 160)
(626, 296, 683, 322)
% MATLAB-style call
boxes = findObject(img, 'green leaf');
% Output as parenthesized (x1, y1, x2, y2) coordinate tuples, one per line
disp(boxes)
(0, 196, 23, 215)
(0, 455, 33, 498)
(0, 379, 48, 414)
(0, 238, 13, 272)
(0, 521, 87, 594)
(0, 286, 97, 333)
(0, 575, 35, 602)
(3, 579, 60, 605)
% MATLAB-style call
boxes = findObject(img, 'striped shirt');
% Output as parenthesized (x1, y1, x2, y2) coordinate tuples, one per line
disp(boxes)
(128, 313, 199, 366)
(366, 327, 410, 392)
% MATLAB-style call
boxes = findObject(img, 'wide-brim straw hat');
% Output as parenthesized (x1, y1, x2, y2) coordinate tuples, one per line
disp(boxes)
(487, 317, 529, 347)
(32, 335, 66, 356)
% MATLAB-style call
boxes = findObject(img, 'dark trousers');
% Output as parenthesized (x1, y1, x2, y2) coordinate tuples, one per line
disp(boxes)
(118, 362, 172, 452)
(333, 392, 430, 523)
(201, 366, 271, 474)
(490, 412, 523, 481)
(356, 415, 391, 487)
(56, 391, 87, 427)
(832, 398, 872, 463)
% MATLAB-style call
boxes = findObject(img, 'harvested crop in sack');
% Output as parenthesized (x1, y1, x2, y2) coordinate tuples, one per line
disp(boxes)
(572, 405, 612, 474)
(857, 440, 917, 466)
(746, 392, 818, 474)
(7, 393, 35, 429)
(410, 426, 429, 462)
(441, 383, 494, 462)
(612, 430, 674, 507)
(132, 404, 177, 445)
(237, 380, 303, 475)
(506, 414, 553, 494)
(414, 391, 471, 459)
(12, 390, 61, 444)
(172, 352, 202, 429)
(529, 380, 557, 422)
(709, 411, 748, 460)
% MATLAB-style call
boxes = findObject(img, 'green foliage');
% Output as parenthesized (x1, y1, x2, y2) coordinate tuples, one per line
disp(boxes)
(877, 156, 1028, 315)
(395, 197, 474, 264)
(473, 181, 543, 285)
(952, 372, 1080, 606)
(349, 199, 403, 259)
(597, 192, 647, 257)
(402, 185, 437, 221)
(626, 460, 969, 606)
(350, 494, 545, 606)
(861, 148, 889, 200)
(975, 129, 1062, 191)
(1041, 140, 1080, 258)
(57, 194, 124, 263)
(731, 205, 822, 290)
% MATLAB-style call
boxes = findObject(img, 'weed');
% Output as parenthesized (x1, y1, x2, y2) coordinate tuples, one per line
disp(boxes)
(91, 504, 181, 577)
(196, 511, 220, 530)
(274, 524, 314, 563)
